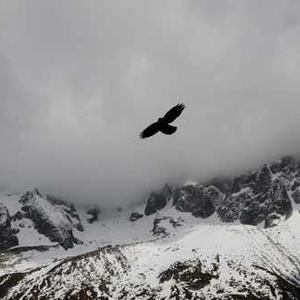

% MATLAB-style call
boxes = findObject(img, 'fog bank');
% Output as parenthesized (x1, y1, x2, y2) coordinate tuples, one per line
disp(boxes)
(1, 1, 300, 208)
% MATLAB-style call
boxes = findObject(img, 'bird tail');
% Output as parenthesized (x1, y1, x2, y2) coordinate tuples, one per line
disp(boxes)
(159, 123, 177, 135)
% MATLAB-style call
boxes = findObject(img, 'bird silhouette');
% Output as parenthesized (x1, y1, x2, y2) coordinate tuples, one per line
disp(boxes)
(139, 103, 185, 139)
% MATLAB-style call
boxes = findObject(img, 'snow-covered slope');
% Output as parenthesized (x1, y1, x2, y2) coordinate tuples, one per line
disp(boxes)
(2, 210, 300, 299)
(0, 156, 300, 299)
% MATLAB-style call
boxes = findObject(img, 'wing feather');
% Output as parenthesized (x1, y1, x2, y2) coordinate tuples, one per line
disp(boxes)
(139, 122, 160, 139)
(162, 103, 185, 123)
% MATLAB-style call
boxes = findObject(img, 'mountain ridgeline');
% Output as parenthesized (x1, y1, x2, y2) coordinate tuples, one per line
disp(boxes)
(0, 156, 299, 252)
(1, 156, 300, 299)
(141, 155, 297, 227)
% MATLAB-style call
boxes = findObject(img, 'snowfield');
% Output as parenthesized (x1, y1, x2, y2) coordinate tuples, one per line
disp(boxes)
(1, 202, 300, 299)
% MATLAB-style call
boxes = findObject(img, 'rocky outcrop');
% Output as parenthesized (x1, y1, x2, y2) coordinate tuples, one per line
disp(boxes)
(159, 258, 219, 289)
(129, 212, 143, 222)
(86, 207, 100, 224)
(291, 189, 300, 204)
(144, 184, 173, 216)
(240, 180, 292, 227)
(217, 191, 250, 223)
(144, 192, 167, 215)
(173, 184, 216, 218)
(19, 189, 83, 249)
(152, 215, 183, 236)
(0, 203, 18, 250)
(143, 156, 298, 228)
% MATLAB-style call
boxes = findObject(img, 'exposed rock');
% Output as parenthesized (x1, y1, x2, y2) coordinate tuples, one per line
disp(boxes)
(129, 212, 143, 222)
(87, 207, 100, 224)
(264, 213, 283, 228)
(141, 156, 297, 226)
(0, 273, 25, 299)
(144, 192, 167, 216)
(143, 184, 173, 216)
(47, 195, 84, 231)
(240, 181, 292, 227)
(173, 184, 215, 218)
(161, 184, 173, 200)
(159, 258, 219, 290)
(253, 165, 272, 194)
(11, 211, 26, 222)
(152, 215, 183, 236)
(19, 189, 83, 249)
(217, 192, 250, 223)
(291, 188, 300, 204)
(205, 185, 225, 207)
(281, 156, 297, 173)
(212, 157, 294, 226)
(231, 177, 242, 194)
(240, 193, 269, 226)
(0, 203, 19, 250)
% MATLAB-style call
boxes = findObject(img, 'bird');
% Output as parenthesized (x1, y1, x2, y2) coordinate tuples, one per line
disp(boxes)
(139, 103, 185, 139)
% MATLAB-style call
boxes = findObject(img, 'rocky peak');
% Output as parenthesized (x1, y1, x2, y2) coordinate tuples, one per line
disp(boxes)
(144, 184, 173, 216)
(18, 189, 84, 249)
(0, 203, 18, 250)
(143, 156, 300, 228)
(173, 184, 216, 218)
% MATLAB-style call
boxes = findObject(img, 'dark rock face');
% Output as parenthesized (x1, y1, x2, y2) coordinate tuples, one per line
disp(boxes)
(240, 180, 292, 227)
(152, 215, 183, 236)
(144, 192, 167, 216)
(253, 165, 272, 194)
(144, 156, 298, 227)
(47, 195, 84, 231)
(0, 204, 19, 250)
(291, 187, 300, 204)
(0, 273, 25, 299)
(231, 177, 242, 194)
(217, 192, 250, 223)
(19, 189, 83, 250)
(159, 258, 219, 290)
(214, 157, 297, 227)
(144, 184, 173, 216)
(173, 184, 215, 218)
(86, 207, 100, 224)
(129, 212, 143, 222)
(205, 186, 224, 207)
(240, 193, 269, 225)
(160, 184, 173, 200)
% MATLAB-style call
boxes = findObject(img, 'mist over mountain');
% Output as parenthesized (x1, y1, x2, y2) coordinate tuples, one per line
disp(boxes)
(1, 1, 300, 209)
(1, 155, 300, 299)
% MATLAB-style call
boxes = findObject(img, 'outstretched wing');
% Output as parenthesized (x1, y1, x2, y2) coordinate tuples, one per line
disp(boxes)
(162, 103, 185, 123)
(139, 122, 160, 139)
(159, 123, 177, 135)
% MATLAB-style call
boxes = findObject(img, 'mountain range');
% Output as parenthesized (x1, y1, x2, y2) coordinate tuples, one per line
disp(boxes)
(0, 156, 300, 299)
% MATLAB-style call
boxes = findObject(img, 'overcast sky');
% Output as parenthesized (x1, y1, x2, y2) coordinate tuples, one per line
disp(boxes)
(1, 0, 300, 208)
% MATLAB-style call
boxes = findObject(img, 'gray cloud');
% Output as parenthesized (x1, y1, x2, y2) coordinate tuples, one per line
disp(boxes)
(1, 0, 300, 208)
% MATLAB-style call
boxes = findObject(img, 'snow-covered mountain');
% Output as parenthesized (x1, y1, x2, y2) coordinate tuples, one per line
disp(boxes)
(1, 156, 300, 299)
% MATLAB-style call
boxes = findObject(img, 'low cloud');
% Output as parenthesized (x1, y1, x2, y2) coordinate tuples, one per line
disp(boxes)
(1, 0, 300, 208)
